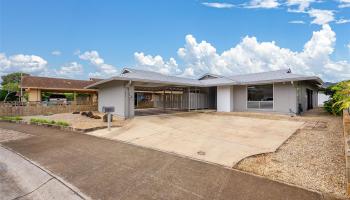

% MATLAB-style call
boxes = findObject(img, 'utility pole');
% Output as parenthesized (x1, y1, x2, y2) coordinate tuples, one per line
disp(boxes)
(20, 72, 23, 102)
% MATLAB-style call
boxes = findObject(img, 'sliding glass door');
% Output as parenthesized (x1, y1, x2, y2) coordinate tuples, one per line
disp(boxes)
(247, 84, 273, 110)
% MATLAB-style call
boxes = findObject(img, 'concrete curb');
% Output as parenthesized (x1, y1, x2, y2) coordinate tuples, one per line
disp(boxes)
(0, 144, 92, 200)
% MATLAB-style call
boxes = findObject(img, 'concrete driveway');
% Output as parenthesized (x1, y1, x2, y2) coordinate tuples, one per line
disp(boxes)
(0, 122, 322, 200)
(89, 112, 304, 167)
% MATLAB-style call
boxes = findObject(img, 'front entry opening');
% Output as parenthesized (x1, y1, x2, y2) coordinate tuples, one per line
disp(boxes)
(307, 89, 313, 110)
(134, 86, 217, 116)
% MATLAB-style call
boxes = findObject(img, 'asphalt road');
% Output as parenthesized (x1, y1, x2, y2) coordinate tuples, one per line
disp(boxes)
(0, 122, 326, 200)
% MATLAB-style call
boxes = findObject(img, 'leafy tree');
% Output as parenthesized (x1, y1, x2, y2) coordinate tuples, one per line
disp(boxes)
(0, 72, 29, 102)
(332, 81, 350, 113)
(2, 82, 19, 102)
(1, 72, 28, 85)
(324, 80, 350, 115)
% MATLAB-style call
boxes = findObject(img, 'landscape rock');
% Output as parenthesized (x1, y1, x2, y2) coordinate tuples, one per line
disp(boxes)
(93, 115, 101, 119)
(87, 111, 94, 118)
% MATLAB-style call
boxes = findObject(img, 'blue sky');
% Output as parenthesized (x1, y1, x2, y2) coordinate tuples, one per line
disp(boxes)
(0, 0, 349, 82)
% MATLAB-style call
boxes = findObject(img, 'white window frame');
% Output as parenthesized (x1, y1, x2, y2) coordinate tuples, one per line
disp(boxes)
(246, 83, 274, 111)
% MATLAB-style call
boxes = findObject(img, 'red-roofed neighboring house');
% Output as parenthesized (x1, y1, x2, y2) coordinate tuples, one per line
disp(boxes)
(21, 76, 101, 103)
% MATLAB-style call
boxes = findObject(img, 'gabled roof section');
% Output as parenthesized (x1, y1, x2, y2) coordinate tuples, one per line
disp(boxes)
(198, 73, 223, 80)
(120, 68, 201, 86)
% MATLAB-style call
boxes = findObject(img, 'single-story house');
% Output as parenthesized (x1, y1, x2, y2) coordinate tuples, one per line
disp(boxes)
(21, 76, 100, 103)
(86, 68, 323, 118)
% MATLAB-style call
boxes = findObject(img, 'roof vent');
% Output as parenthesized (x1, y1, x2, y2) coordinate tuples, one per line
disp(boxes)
(121, 69, 132, 75)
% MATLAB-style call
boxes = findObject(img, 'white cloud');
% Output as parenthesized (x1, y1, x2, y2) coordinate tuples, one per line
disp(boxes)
(51, 50, 61, 56)
(74, 49, 81, 55)
(336, 18, 350, 24)
(202, 2, 234, 8)
(286, 0, 315, 12)
(339, 0, 350, 8)
(0, 53, 48, 75)
(289, 20, 306, 24)
(134, 52, 181, 75)
(246, 0, 280, 8)
(339, 4, 350, 8)
(55, 62, 83, 78)
(141, 25, 349, 81)
(308, 9, 335, 25)
(79, 50, 118, 78)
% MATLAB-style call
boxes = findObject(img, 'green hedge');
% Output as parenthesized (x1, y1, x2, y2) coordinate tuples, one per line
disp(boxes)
(0, 116, 23, 121)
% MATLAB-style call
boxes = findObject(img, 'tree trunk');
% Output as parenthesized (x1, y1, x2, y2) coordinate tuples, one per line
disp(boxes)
(3, 91, 14, 102)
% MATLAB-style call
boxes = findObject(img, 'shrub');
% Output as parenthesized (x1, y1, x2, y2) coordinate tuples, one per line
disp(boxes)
(30, 118, 69, 127)
(0, 116, 23, 121)
(56, 121, 69, 127)
(30, 118, 53, 124)
(324, 80, 350, 115)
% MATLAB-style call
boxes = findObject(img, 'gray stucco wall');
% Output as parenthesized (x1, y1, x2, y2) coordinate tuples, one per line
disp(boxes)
(232, 85, 247, 112)
(273, 82, 297, 114)
(231, 83, 298, 114)
(98, 81, 129, 118)
(125, 85, 135, 118)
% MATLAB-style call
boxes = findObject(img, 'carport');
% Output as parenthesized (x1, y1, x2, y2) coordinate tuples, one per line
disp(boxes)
(134, 85, 217, 116)
(87, 68, 217, 119)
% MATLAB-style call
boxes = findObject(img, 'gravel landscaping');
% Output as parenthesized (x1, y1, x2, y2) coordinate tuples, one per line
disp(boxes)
(235, 108, 346, 199)
(22, 112, 125, 130)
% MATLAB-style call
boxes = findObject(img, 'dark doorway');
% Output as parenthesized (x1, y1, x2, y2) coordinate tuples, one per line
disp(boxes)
(307, 89, 313, 110)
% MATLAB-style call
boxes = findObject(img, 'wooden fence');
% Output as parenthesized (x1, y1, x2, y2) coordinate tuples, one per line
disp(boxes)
(0, 102, 98, 116)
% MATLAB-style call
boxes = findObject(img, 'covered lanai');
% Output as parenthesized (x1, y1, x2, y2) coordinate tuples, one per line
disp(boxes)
(86, 68, 218, 118)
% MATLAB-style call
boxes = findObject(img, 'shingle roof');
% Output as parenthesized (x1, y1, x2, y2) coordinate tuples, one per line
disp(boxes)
(86, 68, 323, 89)
(21, 76, 99, 91)
(227, 69, 322, 85)
(120, 68, 201, 86)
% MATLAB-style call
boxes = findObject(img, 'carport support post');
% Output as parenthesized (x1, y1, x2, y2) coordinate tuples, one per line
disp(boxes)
(163, 89, 165, 111)
(170, 89, 173, 110)
(196, 87, 198, 111)
(180, 91, 183, 110)
(188, 87, 191, 112)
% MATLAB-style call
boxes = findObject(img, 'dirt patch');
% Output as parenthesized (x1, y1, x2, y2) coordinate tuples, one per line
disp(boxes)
(235, 108, 346, 199)
(0, 128, 31, 143)
(22, 112, 125, 130)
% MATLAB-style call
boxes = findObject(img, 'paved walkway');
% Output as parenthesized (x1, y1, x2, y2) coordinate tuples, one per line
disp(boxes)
(0, 145, 87, 200)
(0, 122, 325, 200)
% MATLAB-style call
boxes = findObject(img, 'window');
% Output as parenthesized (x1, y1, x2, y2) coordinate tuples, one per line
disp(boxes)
(247, 84, 273, 109)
